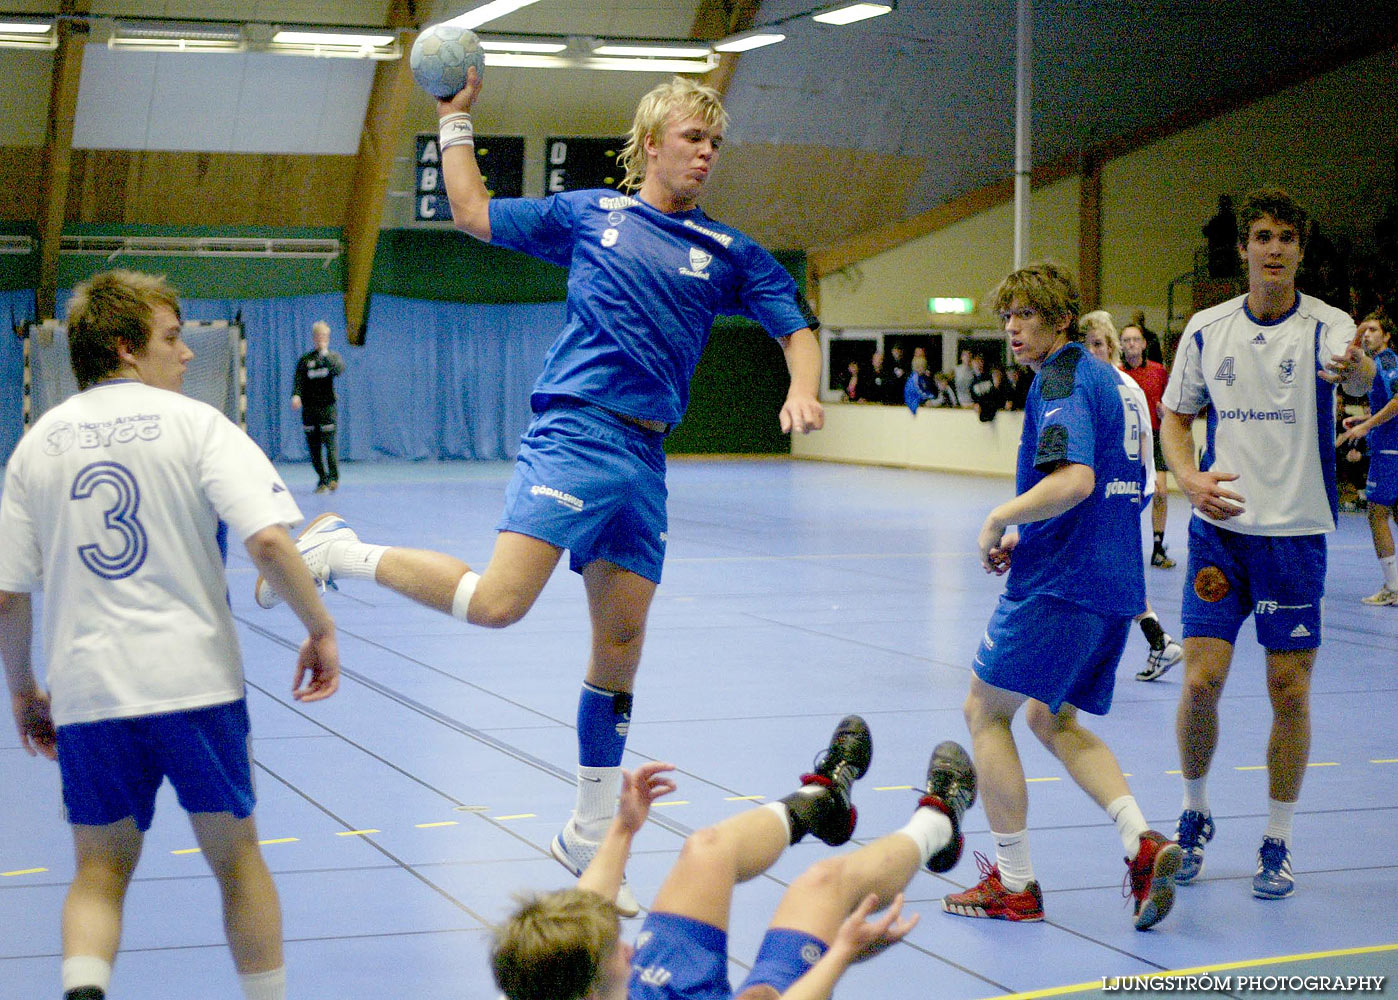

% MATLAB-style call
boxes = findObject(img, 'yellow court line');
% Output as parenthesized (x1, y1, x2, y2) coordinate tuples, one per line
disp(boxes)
(653, 801, 690, 808)
(416, 821, 459, 828)
(1165, 769, 1182, 775)
(1026, 777, 1061, 783)
(337, 829, 380, 837)
(171, 848, 202, 855)
(1306, 761, 1338, 767)
(1373, 758, 1398, 764)
(492, 814, 534, 821)
(981, 942, 1398, 999)
(258, 838, 298, 846)
(875, 785, 914, 792)
(725, 795, 764, 802)
(2, 868, 48, 876)
(1235, 765, 1266, 771)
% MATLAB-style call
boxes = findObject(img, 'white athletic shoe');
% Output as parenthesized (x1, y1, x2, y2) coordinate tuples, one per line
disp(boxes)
(254, 512, 359, 609)
(550, 819, 641, 917)
(1360, 586, 1398, 607)
(1136, 636, 1183, 682)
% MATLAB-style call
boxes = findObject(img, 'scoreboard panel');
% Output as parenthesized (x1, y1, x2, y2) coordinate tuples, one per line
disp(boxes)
(543, 136, 628, 193)
(415, 134, 525, 221)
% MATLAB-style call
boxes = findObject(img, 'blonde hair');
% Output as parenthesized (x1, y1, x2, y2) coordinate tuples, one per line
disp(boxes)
(1078, 309, 1121, 365)
(66, 269, 181, 390)
(990, 263, 1081, 339)
(491, 889, 620, 1000)
(619, 77, 729, 191)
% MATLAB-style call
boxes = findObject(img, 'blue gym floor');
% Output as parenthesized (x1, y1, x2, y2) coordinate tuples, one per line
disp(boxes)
(2, 457, 1395, 998)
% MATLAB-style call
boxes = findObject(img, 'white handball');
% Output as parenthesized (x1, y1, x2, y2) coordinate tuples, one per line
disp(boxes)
(410, 24, 484, 99)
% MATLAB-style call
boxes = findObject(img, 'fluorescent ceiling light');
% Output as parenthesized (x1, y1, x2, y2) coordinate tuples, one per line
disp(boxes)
(587, 56, 714, 73)
(0, 20, 52, 33)
(272, 29, 394, 46)
(713, 30, 785, 53)
(811, 2, 893, 25)
(479, 38, 567, 53)
(443, 0, 544, 31)
(592, 42, 712, 59)
(108, 20, 245, 52)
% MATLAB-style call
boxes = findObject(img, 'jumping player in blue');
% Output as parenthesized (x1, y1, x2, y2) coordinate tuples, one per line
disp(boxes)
(256, 72, 823, 915)
(1160, 187, 1374, 900)
(489, 717, 978, 1000)
(941, 264, 1181, 930)
(1336, 311, 1398, 606)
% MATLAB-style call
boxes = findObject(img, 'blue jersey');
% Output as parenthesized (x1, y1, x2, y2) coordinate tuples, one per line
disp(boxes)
(1006, 342, 1146, 617)
(488, 190, 812, 427)
(1370, 348, 1398, 452)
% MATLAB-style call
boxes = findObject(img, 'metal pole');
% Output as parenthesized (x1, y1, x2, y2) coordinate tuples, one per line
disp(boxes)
(1013, 0, 1032, 269)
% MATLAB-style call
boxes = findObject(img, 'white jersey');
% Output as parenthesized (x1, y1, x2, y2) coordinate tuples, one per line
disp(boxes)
(1163, 292, 1354, 536)
(0, 380, 301, 726)
(1116, 368, 1157, 503)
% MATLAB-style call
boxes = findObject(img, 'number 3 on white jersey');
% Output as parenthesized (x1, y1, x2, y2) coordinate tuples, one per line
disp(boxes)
(70, 460, 148, 580)
(1117, 386, 1143, 461)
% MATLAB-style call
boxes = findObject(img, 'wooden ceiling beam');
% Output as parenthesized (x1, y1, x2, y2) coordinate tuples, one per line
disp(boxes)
(37, 4, 91, 320)
(343, 0, 421, 346)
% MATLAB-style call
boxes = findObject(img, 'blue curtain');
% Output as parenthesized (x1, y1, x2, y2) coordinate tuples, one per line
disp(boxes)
(348, 295, 563, 461)
(37, 289, 564, 464)
(0, 289, 37, 467)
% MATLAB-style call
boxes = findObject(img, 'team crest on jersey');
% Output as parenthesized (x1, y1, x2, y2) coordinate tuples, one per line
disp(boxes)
(1277, 358, 1296, 385)
(801, 943, 824, 965)
(42, 421, 75, 456)
(679, 246, 713, 280)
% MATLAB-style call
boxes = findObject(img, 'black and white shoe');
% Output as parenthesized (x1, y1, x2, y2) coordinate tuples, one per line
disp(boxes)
(919, 741, 977, 873)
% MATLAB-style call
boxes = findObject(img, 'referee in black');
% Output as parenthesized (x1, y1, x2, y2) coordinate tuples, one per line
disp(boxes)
(291, 320, 346, 493)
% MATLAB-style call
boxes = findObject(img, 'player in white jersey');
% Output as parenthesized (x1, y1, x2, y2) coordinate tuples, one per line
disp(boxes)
(1080, 312, 1185, 682)
(0, 271, 340, 1000)
(1158, 188, 1373, 900)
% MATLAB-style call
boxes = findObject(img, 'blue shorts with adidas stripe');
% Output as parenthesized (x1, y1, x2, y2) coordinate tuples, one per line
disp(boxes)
(1180, 517, 1326, 651)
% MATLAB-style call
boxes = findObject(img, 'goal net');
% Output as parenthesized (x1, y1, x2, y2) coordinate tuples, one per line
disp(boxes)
(25, 320, 245, 427)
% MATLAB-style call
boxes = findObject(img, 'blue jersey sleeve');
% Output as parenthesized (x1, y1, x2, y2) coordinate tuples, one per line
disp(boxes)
(728, 242, 814, 339)
(1031, 350, 1095, 473)
(488, 194, 579, 269)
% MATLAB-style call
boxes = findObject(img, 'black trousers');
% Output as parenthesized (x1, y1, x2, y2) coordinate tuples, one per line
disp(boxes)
(302, 405, 338, 485)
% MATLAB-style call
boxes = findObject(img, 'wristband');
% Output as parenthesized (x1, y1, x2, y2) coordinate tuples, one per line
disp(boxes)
(439, 112, 474, 150)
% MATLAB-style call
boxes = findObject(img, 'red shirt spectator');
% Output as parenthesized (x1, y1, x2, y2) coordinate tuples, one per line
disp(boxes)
(1120, 324, 1168, 430)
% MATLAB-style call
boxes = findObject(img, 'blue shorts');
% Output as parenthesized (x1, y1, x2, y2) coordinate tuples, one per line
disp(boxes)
(56, 700, 255, 831)
(1367, 448, 1398, 508)
(499, 404, 668, 583)
(1180, 517, 1325, 650)
(973, 593, 1130, 715)
(628, 912, 827, 1000)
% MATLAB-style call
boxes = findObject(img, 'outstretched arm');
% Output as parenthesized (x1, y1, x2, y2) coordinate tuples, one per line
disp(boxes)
(1338, 394, 1398, 446)
(1, 590, 55, 760)
(436, 68, 491, 241)
(577, 762, 677, 901)
(778, 893, 919, 1000)
(778, 328, 824, 435)
(244, 526, 340, 702)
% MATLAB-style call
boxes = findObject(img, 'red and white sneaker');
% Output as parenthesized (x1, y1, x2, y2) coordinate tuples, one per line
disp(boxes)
(1125, 830, 1182, 930)
(942, 852, 1045, 921)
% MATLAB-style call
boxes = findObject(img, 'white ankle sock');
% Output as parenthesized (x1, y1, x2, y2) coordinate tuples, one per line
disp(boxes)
(1265, 798, 1296, 844)
(573, 765, 622, 840)
(61, 956, 111, 993)
(898, 807, 955, 864)
(1380, 555, 1398, 590)
(332, 541, 386, 582)
(763, 800, 793, 842)
(1182, 776, 1209, 814)
(992, 829, 1034, 892)
(1107, 795, 1150, 858)
(450, 570, 480, 621)
(239, 967, 286, 1000)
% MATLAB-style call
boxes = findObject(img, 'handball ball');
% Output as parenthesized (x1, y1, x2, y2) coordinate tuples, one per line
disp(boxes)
(410, 24, 484, 99)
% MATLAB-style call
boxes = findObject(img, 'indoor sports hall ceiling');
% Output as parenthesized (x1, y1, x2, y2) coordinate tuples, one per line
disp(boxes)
(5, 0, 1398, 251)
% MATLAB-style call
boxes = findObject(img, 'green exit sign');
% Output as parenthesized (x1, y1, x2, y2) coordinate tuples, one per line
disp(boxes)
(929, 297, 975, 314)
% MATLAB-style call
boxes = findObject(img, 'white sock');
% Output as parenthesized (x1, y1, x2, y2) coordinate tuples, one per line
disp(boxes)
(573, 765, 622, 840)
(331, 541, 386, 582)
(1265, 798, 1296, 844)
(61, 956, 112, 993)
(450, 570, 480, 621)
(239, 967, 286, 1000)
(763, 800, 793, 842)
(1107, 795, 1150, 858)
(1380, 555, 1398, 590)
(897, 807, 955, 864)
(992, 829, 1034, 892)
(1182, 775, 1210, 814)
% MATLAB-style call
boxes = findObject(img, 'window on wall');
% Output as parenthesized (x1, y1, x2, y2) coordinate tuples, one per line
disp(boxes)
(828, 337, 876, 390)
(884, 333, 943, 375)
